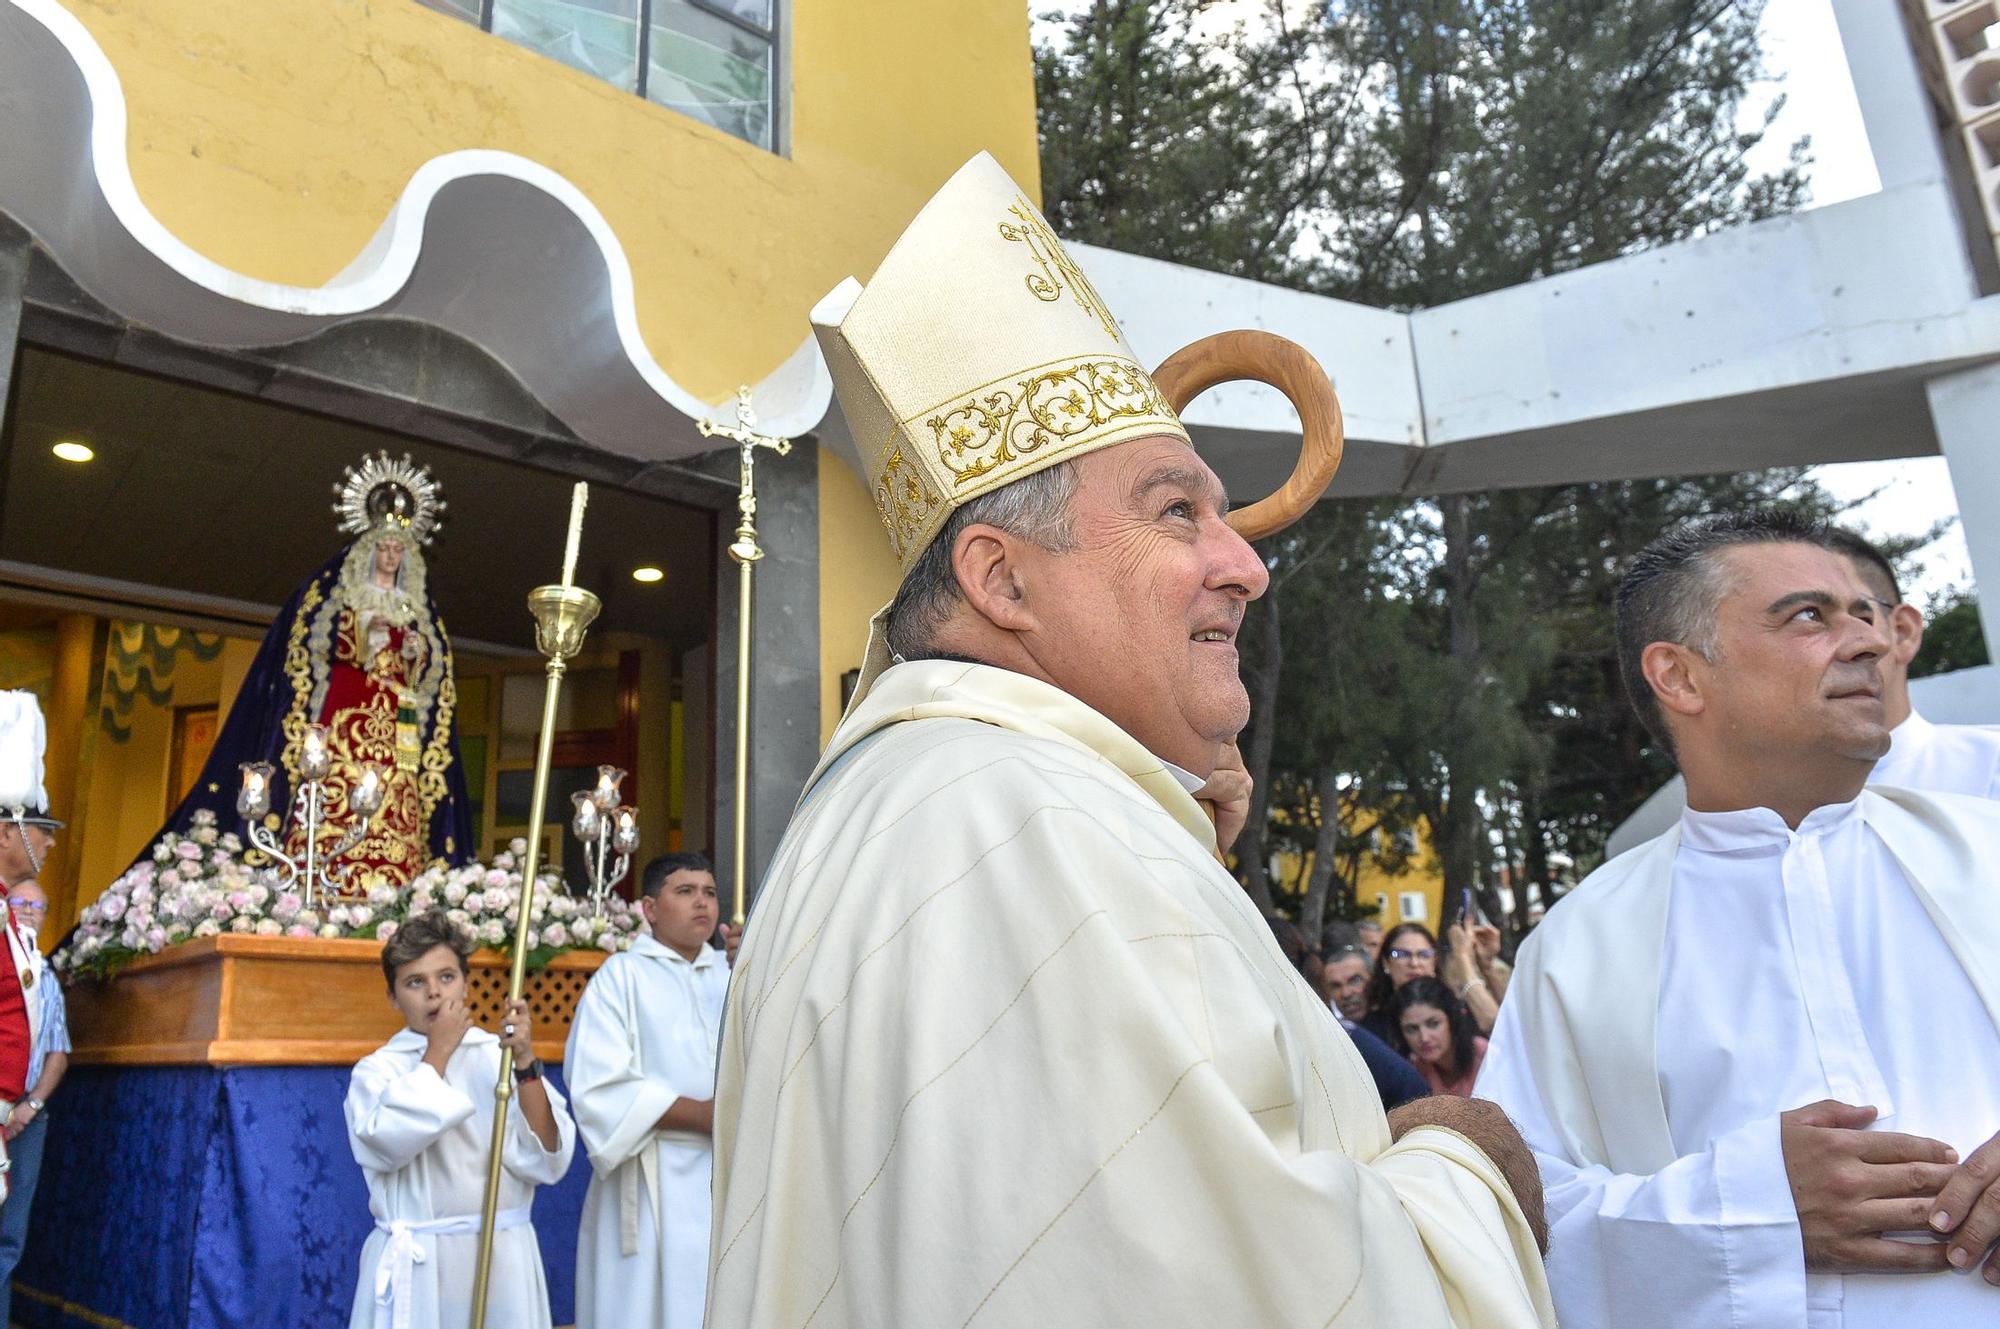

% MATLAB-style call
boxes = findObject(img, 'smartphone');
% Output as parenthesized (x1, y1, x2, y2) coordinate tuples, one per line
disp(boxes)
(1460, 887, 1476, 926)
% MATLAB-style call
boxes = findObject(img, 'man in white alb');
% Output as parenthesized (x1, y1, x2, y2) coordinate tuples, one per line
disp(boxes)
(1824, 527, 2000, 796)
(565, 853, 731, 1329)
(707, 152, 1554, 1328)
(1478, 512, 2000, 1329)
(1603, 526, 2000, 853)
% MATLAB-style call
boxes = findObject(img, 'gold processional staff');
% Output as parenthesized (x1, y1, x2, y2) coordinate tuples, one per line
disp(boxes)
(470, 481, 598, 1329)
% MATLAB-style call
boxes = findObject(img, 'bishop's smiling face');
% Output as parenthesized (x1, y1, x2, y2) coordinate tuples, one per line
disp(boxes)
(1008, 435, 1269, 774)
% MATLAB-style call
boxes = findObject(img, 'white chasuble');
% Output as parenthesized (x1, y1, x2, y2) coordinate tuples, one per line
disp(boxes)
(709, 661, 1554, 1329)
(345, 1027, 577, 1329)
(565, 935, 729, 1329)
(1477, 788, 2000, 1329)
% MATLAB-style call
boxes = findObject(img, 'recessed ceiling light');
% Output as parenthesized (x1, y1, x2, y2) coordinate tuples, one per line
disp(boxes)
(51, 441, 94, 463)
(631, 566, 665, 583)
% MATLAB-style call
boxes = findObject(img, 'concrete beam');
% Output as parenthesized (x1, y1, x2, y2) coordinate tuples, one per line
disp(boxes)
(1928, 359, 2000, 662)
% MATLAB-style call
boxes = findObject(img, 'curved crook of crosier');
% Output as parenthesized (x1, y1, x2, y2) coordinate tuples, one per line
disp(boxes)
(1151, 329, 1345, 541)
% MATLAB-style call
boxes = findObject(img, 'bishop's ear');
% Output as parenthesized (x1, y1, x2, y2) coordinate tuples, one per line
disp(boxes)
(950, 525, 1037, 633)
(1641, 640, 1706, 723)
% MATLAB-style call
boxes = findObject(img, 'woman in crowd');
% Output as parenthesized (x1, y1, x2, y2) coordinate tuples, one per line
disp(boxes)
(1357, 922, 1437, 1043)
(1390, 977, 1488, 1097)
(1359, 919, 1505, 1039)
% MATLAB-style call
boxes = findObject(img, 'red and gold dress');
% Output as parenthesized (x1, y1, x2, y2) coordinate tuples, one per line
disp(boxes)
(284, 608, 430, 887)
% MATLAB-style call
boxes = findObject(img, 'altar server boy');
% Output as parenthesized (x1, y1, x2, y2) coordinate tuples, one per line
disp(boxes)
(565, 853, 731, 1329)
(347, 910, 576, 1329)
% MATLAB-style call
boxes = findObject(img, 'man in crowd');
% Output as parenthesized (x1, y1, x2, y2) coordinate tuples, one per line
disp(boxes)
(1824, 526, 2000, 794)
(709, 152, 1554, 1328)
(565, 853, 732, 1329)
(1604, 526, 2000, 852)
(0, 693, 68, 1329)
(1479, 512, 2000, 1327)
(1321, 941, 1429, 1109)
(1356, 917, 1384, 963)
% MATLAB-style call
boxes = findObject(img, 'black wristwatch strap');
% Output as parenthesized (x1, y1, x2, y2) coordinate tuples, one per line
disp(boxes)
(513, 1056, 545, 1083)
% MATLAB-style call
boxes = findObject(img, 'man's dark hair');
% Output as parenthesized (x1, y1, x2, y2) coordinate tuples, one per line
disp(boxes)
(640, 851, 714, 901)
(1825, 527, 1901, 604)
(381, 908, 474, 991)
(1615, 510, 1835, 756)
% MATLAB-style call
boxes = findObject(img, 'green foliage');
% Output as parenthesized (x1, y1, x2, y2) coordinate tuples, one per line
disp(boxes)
(1912, 588, 1991, 679)
(1036, 0, 1859, 939)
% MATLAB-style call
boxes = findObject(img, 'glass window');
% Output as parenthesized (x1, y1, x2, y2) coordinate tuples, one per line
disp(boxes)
(491, 0, 642, 93)
(691, 0, 771, 32)
(647, 0, 773, 150)
(421, 0, 780, 152)
(417, 0, 484, 20)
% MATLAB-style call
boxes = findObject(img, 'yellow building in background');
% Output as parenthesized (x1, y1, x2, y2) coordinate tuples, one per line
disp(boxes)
(0, 0, 1042, 926)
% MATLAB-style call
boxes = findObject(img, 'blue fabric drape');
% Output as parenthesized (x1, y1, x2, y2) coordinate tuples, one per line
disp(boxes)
(15, 1065, 588, 1329)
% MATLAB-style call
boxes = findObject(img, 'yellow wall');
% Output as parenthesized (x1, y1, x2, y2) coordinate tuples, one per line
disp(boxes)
(817, 449, 903, 741)
(1274, 831, 1445, 933)
(61, 0, 1042, 407)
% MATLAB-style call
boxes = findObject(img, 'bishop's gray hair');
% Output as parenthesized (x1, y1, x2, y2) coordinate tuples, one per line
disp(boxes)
(886, 462, 1078, 662)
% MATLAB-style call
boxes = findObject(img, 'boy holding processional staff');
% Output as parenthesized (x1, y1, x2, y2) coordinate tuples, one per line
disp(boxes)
(345, 909, 575, 1329)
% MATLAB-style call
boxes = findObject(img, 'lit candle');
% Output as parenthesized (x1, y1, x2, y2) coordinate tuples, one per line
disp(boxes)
(592, 765, 625, 812)
(300, 724, 332, 782)
(237, 762, 273, 820)
(612, 805, 640, 856)
(561, 482, 589, 587)
(352, 764, 387, 816)
(571, 790, 602, 841)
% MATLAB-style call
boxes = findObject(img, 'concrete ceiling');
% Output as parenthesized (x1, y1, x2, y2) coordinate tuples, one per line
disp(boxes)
(0, 347, 717, 653)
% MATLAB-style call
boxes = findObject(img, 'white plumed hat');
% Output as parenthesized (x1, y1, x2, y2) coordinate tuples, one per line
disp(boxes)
(0, 691, 61, 829)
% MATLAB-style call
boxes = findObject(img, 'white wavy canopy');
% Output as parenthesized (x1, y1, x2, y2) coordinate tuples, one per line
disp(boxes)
(0, 0, 832, 462)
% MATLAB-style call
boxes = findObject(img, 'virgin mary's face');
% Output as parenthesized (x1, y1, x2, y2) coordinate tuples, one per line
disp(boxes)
(374, 538, 406, 579)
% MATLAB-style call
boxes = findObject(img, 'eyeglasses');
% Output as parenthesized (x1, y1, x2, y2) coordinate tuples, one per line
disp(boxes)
(9, 901, 47, 916)
(1386, 947, 1435, 962)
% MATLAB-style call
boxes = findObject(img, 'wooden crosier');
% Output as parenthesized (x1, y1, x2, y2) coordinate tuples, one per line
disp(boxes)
(1151, 329, 1346, 855)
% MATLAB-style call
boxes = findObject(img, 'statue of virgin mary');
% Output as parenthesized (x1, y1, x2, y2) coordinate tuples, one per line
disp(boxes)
(158, 453, 474, 885)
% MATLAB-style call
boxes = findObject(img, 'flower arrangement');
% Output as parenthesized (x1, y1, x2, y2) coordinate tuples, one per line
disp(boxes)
(54, 810, 643, 980)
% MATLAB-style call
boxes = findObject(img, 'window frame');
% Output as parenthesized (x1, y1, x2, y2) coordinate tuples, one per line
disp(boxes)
(451, 0, 785, 154)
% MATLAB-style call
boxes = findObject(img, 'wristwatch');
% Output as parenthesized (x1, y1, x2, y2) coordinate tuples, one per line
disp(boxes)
(512, 1057, 544, 1083)
(23, 1098, 42, 1113)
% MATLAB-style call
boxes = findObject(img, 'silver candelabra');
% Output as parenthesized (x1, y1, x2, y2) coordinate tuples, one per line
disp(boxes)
(237, 722, 387, 908)
(570, 764, 639, 916)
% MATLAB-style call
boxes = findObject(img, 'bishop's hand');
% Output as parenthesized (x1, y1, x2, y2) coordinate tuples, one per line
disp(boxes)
(1388, 1095, 1548, 1256)
(1780, 1099, 1959, 1273)
(1194, 741, 1251, 856)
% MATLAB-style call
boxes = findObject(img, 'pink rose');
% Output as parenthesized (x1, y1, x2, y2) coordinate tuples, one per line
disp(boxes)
(174, 841, 202, 861)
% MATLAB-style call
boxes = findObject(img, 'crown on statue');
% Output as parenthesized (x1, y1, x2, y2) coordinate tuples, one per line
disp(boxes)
(332, 451, 446, 546)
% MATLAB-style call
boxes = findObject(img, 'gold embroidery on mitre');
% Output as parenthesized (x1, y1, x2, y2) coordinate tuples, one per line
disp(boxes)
(872, 439, 946, 563)
(923, 355, 1177, 490)
(998, 197, 1119, 341)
